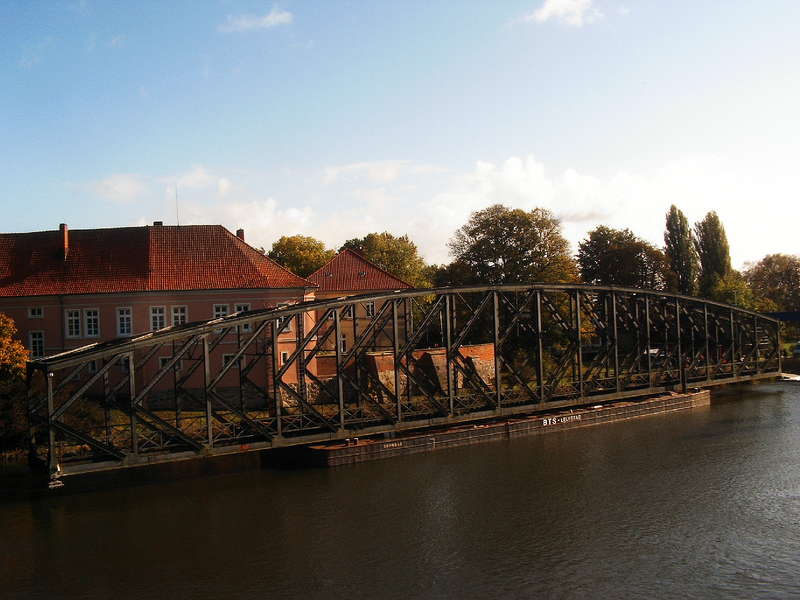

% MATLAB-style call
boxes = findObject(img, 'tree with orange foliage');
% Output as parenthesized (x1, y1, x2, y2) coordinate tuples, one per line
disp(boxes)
(0, 313, 29, 451)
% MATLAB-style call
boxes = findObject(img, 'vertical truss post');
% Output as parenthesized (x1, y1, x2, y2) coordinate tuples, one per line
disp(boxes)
(729, 309, 736, 377)
(334, 309, 345, 429)
(576, 290, 584, 398)
(103, 368, 111, 445)
(444, 294, 454, 415)
(676, 298, 686, 393)
(777, 320, 782, 373)
(202, 335, 213, 447)
(272, 321, 282, 436)
(492, 291, 502, 406)
(392, 300, 402, 421)
(296, 314, 308, 405)
(236, 327, 245, 414)
(404, 298, 413, 407)
(352, 303, 360, 405)
(645, 296, 652, 386)
(128, 351, 138, 455)
(753, 315, 760, 373)
(704, 304, 710, 382)
(612, 292, 620, 393)
(46, 370, 57, 474)
(536, 290, 545, 403)
(172, 340, 181, 429)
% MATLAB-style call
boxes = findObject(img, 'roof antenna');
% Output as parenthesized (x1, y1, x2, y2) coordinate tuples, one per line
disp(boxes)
(175, 183, 181, 226)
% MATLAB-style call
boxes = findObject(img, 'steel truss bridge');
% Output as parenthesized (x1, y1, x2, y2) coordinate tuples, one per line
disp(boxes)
(28, 285, 781, 477)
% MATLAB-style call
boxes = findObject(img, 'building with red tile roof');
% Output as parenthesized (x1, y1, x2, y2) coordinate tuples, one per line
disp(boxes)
(307, 248, 412, 293)
(307, 249, 412, 354)
(0, 223, 309, 297)
(0, 223, 315, 362)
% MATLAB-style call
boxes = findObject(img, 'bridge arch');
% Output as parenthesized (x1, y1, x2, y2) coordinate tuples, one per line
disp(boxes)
(27, 284, 781, 475)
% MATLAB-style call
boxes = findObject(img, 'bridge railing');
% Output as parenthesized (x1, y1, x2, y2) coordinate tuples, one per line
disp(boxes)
(27, 284, 781, 475)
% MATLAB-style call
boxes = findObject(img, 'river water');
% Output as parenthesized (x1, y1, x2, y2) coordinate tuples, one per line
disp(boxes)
(2, 383, 799, 599)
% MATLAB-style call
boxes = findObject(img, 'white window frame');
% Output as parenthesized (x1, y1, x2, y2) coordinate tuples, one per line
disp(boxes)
(84, 308, 100, 338)
(235, 303, 251, 332)
(222, 353, 237, 369)
(28, 307, 43, 319)
(87, 360, 98, 374)
(280, 351, 289, 365)
(278, 315, 293, 333)
(213, 304, 229, 319)
(365, 301, 376, 318)
(171, 305, 188, 327)
(339, 333, 347, 354)
(276, 303, 293, 333)
(65, 309, 81, 338)
(29, 331, 44, 358)
(150, 306, 166, 331)
(117, 307, 133, 337)
(342, 305, 354, 320)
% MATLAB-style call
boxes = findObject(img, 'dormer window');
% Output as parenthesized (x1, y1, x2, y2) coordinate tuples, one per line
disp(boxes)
(28, 307, 43, 318)
(358, 271, 367, 277)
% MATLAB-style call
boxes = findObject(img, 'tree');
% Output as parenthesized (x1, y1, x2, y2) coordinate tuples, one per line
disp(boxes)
(694, 211, 731, 298)
(664, 205, 698, 295)
(341, 232, 431, 287)
(268, 235, 336, 277)
(744, 254, 800, 311)
(446, 204, 578, 285)
(709, 270, 775, 312)
(0, 313, 29, 451)
(578, 226, 676, 290)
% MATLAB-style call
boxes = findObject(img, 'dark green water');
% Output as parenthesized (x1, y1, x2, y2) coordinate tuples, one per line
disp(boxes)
(2, 384, 799, 599)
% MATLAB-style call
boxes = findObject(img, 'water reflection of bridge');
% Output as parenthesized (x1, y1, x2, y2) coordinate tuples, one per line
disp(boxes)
(28, 284, 781, 478)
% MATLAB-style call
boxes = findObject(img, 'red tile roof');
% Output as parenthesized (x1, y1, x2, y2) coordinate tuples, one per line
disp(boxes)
(307, 249, 412, 292)
(0, 225, 312, 297)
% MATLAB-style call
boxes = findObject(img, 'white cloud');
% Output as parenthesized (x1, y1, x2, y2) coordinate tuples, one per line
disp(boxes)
(91, 154, 800, 271)
(90, 174, 147, 203)
(520, 0, 602, 27)
(218, 6, 293, 33)
(322, 160, 446, 185)
(217, 178, 232, 197)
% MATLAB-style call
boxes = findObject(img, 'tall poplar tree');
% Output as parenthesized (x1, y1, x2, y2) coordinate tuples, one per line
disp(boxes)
(664, 205, 698, 295)
(693, 211, 732, 297)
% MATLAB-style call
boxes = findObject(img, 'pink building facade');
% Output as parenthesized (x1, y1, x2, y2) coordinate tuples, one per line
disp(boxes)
(0, 224, 316, 386)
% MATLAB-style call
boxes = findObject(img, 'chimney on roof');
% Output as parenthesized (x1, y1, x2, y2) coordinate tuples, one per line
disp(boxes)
(59, 223, 69, 261)
(236, 228, 245, 241)
(153, 221, 163, 227)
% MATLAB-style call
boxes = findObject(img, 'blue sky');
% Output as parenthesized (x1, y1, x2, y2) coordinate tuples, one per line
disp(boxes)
(2, 0, 799, 266)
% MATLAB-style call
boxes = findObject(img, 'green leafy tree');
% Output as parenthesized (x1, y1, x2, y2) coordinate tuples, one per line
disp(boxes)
(664, 205, 698, 295)
(744, 254, 800, 311)
(694, 211, 732, 297)
(446, 204, 578, 285)
(578, 226, 676, 290)
(710, 270, 775, 312)
(0, 313, 29, 451)
(268, 235, 336, 277)
(341, 232, 430, 287)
